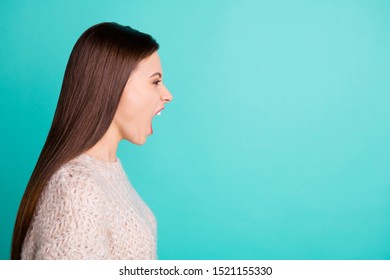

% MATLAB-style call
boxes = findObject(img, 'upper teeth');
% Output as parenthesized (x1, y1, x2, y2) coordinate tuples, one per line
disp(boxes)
(157, 112, 161, 116)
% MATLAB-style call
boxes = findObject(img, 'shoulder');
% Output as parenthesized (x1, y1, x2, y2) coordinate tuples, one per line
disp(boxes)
(41, 158, 105, 208)
(31, 156, 108, 238)
(56, 155, 99, 184)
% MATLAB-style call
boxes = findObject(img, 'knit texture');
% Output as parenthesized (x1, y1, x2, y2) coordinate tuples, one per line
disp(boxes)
(21, 153, 157, 260)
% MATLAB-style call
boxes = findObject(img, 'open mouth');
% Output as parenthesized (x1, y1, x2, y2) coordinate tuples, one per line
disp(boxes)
(150, 107, 165, 134)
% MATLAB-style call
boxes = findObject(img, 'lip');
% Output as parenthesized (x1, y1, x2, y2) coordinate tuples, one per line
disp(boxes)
(154, 107, 165, 116)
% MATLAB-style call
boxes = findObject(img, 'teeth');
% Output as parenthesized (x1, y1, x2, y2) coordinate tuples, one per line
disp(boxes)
(157, 112, 161, 116)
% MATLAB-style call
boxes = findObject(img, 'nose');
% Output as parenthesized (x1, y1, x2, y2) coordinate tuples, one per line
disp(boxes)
(161, 85, 173, 103)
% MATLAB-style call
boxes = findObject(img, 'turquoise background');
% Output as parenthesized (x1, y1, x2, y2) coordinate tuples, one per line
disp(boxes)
(1, 0, 389, 260)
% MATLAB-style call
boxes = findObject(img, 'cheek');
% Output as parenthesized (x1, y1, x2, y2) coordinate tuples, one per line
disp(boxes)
(115, 93, 154, 127)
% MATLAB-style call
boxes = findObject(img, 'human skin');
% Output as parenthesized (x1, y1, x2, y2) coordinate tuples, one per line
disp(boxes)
(85, 51, 173, 162)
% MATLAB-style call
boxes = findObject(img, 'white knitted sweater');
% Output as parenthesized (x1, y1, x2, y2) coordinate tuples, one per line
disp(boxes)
(21, 153, 157, 260)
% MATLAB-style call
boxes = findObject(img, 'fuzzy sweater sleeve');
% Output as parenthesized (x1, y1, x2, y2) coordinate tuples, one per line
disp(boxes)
(32, 173, 111, 260)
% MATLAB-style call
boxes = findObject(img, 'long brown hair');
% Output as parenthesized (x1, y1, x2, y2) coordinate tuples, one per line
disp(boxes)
(11, 22, 159, 259)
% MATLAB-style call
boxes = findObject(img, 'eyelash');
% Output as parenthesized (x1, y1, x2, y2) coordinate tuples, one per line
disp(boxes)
(153, 80, 162, 86)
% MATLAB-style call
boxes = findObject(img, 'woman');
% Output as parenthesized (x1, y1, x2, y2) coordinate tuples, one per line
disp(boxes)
(11, 22, 173, 260)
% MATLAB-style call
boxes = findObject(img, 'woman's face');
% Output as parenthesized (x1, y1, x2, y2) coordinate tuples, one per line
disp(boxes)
(113, 51, 173, 145)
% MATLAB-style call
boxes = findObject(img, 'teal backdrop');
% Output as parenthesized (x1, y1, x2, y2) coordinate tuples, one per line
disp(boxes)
(1, 0, 389, 260)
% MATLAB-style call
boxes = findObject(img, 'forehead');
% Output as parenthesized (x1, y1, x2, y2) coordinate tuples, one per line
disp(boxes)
(134, 51, 162, 77)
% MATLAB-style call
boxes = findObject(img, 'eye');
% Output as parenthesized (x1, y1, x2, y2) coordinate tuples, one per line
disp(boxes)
(153, 79, 162, 86)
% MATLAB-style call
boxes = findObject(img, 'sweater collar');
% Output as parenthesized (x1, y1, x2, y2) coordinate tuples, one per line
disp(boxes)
(75, 152, 124, 175)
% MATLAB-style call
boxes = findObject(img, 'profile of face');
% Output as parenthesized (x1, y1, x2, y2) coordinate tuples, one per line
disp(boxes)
(112, 51, 173, 145)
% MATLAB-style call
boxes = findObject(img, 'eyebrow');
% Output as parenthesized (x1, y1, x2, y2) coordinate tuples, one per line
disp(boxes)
(149, 72, 162, 79)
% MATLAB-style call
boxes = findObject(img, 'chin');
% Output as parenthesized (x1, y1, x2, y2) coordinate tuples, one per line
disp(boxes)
(127, 135, 147, 146)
